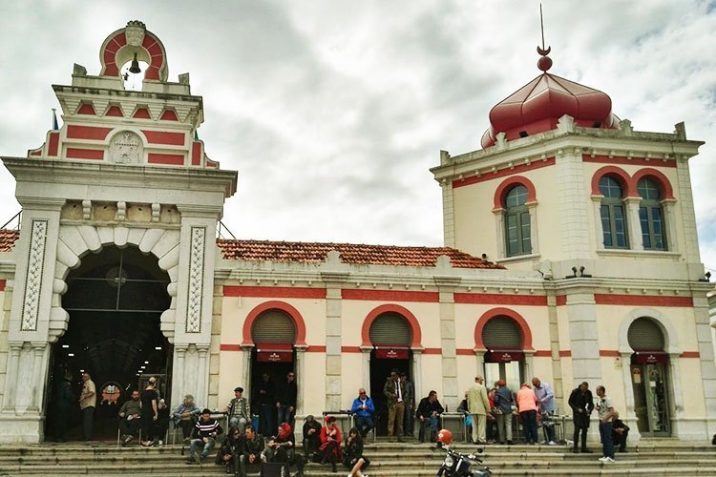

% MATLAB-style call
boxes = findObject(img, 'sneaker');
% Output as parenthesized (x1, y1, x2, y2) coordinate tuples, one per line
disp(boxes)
(605, 457, 616, 463)
(598, 456, 609, 462)
(157, 440, 163, 446)
(548, 441, 557, 445)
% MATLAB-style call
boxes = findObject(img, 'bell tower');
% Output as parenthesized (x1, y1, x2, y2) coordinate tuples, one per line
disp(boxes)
(0, 21, 237, 443)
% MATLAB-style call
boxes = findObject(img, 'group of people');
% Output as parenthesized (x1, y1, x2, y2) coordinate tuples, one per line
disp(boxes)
(117, 376, 170, 446)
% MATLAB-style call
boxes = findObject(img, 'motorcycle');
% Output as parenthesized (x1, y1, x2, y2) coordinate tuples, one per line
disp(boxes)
(435, 446, 492, 477)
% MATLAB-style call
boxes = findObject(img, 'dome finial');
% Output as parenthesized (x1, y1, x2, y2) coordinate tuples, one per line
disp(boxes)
(536, 3, 552, 72)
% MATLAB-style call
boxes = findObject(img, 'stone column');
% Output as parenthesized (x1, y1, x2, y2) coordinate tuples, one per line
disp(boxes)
(2, 345, 22, 412)
(411, 350, 423, 406)
(360, 348, 371, 390)
(474, 350, 485, 379)
(324, 282, 344, 411)
(439, 288, 458, 407)
(172, 345, 187, 408)
(625, 197, 643, 251)
(527, 202, 539, 255)
(566, 292, 601, 385)
(28, 343, 47, 411)
(295, 347, 306, 415)
(492, 209, 506, 258)
(668, 352, 684, 417)
(619, 351, 641, 444)
(662, 199, 678, 253)
(591, 196, 604, 250)
(441, 178, 456, 248)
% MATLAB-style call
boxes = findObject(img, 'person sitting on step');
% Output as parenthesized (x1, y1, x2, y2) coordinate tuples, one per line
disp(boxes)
(416, 390, 444, 444)
(172, 394, 201, 442)
(118, 390, 142, 446)
(343, 427, 370, 477)
(187, 408, 223, 464)
(611, 411, 630, 453)
(302, 414, 322, 458)
(319, 416, 343, 473)
(263, 422, 305, 477)
(218, 426, 243, 475)
(238, 424, 265, 477)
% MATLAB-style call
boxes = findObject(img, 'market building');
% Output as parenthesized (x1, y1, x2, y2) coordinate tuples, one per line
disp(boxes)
(0, 21, 714, 444)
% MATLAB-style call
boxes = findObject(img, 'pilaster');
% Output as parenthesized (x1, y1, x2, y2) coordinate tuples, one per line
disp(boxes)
(565, 292, 601, 384)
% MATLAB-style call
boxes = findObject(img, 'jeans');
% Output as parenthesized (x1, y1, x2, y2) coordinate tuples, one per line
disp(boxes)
(354, 415, 374, 437)
(259, 404, 275, 436)
(190, 437, 215, 460)
(599, 421, 615, 458)
(495, 412, 513, 443)
(277, 405, 294, 427)
(81, 407, 94, 441)
(230, 416, 248, 432)
(520, 410, 538, 443)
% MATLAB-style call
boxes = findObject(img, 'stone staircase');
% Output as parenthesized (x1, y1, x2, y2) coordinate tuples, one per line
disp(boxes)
(1, 439, 715, 476)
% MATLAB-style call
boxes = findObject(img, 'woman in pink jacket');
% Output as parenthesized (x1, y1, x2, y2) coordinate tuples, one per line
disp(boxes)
(516, 383, 539, 444)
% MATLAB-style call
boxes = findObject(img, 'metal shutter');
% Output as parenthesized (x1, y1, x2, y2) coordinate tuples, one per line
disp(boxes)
(483, 316, 522, 349)
(251, 310, 296, 344)
(369, 312, 411, 346)
(628, 317, 665, 351)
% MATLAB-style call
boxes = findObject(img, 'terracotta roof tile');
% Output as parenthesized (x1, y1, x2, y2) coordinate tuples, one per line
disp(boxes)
(216, 239, 504, 269)
(0, 229, 19, 252)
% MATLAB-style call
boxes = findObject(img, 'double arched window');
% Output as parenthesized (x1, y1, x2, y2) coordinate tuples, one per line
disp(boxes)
(504, 185, 532, 257)
(637, 178, 667, 250)
(599, 176, 629, 249)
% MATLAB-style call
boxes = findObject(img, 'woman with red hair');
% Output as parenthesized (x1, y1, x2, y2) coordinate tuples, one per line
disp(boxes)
(319, 416, 343, 472)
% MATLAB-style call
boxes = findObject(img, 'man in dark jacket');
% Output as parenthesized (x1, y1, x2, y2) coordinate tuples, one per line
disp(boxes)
(416, 390, 444, 443)
(302, 414, 322, 457)
(276, 371, 297, 428)
(568, 382, 594, 453)
(254, 372, 275, 435)
(239, 424, 265, 477)
(187, 409, 224, 464)
(611, 411, 630, 452)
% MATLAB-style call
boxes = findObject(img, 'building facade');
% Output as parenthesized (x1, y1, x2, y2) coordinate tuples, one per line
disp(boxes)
(0, 21, 714, 444)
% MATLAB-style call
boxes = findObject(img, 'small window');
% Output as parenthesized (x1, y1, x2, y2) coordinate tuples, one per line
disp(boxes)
(503, 185, 532, 257)
(638, 178, 667, 250)
(599, 175, 629, 249)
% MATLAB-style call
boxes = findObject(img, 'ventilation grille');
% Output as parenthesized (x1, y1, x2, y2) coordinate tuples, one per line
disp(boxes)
(628, 317, 665, 351)
(369, 312, 411, 346)
(252, 310, 296, 344)
(483, 316, 522, 349)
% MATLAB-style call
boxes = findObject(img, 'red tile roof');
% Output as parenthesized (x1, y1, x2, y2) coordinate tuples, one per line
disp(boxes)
(216, 239, 504, 269)
(0, 229, 19, 252)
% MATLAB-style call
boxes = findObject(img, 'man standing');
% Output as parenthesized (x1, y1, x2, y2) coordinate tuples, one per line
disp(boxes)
(383, 370, 406, 441)
(53, 370, 74, 442)
(227, 386, 250, 431)
(79, 372, 96, 441)
(276, 371, 297, 428)
(493, 380, 514, 445)
(254, 372, 275, 435)
(416, 390, 444, 443)
(596, 385, 616, 463)
(118, 390, 142, 445)
(350, 388, 375, 438)
(568, 381, 594, 453)
(532, 377, 557, 445)
(401, 372, 415, 438)
(466, 376, 491, 444)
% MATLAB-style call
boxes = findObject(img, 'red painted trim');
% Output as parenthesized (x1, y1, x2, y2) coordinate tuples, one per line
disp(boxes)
(0, 279, 6, 291)
(223, 285, 326, 299)
(559, 350, 572, 357)
(66, 125, 112, 141)
(133, 108, 151, 119)
(148, 153, 184, 165)
(106, 105, 124, 117)
(306, 345, 326, 353)
(555, 295, 567, 306)
(361, 304, 422, 348)
(591, 165, 633, 197)
(48, 132, 59, 156)
(456, 348, 475, 356)
(533, 350, 552, 357)
(77, 103, 96, 115)
(241, 301, 307, 346)
(583, 154, 677, 168)
(600, 350, 620, 357)
(493, 176, 537, 209)
(594, 294, 693, 307)
(455, 293, 547, 306)
(220, 344, 243, 351)
(453, 157, 555, 189)
(341, 346, 363, 353)
(474, 307, 533, 350)
(66, 148, 104, 160)
(680, 351, 700, 358)
(342, 289, 439, 303)
(160, 109, 178, 121)
(192, 141, 202, 166)
(30, 149, 42, 156)
(631, 168, 675, 200)
(142, 130, 185, 146)
(423, 348, 442, 355)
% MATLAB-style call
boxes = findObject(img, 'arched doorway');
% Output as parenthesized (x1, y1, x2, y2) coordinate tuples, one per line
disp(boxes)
(482, 316, 524, 391)
(368, 312, 413, 436)
(250, 309, 296, 435)
(45, 245, 171, 441)
(628, 317, 671, 436)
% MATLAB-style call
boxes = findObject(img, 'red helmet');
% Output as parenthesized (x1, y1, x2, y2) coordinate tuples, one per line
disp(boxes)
(437, 428, 453, 445)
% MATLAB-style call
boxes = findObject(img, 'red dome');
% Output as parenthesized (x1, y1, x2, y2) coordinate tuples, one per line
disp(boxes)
(481, 72, 618, 148)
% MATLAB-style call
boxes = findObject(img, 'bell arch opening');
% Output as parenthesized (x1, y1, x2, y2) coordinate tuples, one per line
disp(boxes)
(45, 245, 172, 442)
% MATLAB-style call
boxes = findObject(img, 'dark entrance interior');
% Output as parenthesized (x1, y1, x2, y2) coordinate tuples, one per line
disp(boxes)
(369, 350, 411, 436)
(45, 245, 171, 441)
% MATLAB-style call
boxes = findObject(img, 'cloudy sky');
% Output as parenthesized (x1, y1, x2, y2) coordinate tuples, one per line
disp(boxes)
(0, 0, 714, 269)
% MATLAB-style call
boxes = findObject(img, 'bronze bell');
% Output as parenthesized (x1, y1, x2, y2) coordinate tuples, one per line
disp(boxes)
(128, 53, 141, 74)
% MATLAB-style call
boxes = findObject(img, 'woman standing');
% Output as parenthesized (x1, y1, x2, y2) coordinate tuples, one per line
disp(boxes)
(140, 376, 159, 446)
(319, 416, 342, 473)
(516, 383, 539, 444)
(344, 427, 370, 477)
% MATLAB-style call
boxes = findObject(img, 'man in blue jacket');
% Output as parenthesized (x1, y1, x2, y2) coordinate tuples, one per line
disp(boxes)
(350, 388, 375, 438)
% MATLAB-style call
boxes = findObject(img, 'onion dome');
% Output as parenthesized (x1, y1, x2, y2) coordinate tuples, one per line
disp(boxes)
(481, 46, 618, 149)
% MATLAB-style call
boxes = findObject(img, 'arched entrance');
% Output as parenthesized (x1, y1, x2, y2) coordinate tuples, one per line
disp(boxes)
(45, 245, 171, 441)
(482, 316, 525, 391)
(368, 311, 413, 436)
(250, 309, 297, 435)
(628, 317, 671, 436)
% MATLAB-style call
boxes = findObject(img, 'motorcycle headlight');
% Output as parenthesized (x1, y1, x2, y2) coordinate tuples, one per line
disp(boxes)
(444, 455, 454, 467)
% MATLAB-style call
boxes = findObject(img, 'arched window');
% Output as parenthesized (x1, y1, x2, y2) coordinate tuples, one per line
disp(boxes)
(599, 175, 629, 249)
(637, 178, 667, 251)
(504, 185, 531, 257)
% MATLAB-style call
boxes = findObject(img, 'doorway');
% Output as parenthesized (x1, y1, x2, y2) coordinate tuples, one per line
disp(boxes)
(45, 245, 171, 442)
